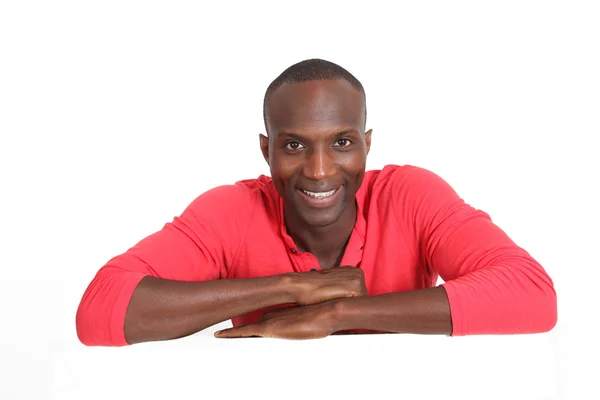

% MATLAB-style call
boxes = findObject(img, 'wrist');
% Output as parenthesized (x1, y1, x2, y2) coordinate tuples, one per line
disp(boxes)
(276, 273, 301, 304)
(326, 298, 350, 332)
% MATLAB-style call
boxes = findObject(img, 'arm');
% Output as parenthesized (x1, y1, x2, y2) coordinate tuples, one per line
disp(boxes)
(340, 167, 556, 335)
(123, 275, 297, 344)
(76, 184, 254, 346)
(409, 167, 556, 335)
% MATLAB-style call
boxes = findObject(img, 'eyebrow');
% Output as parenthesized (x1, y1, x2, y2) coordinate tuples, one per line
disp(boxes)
(278, 129, 357, 140)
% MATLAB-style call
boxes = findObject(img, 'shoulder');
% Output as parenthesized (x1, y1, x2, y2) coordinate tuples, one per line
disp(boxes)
(363, 164, 462, 207)
(377, 164, 457, 192)
(362, 163, 453, 189)
(182, 175, 275, 221)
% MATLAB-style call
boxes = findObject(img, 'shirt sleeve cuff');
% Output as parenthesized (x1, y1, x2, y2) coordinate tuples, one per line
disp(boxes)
(441, 281, 467, 336)
(110, 271, 147, 346)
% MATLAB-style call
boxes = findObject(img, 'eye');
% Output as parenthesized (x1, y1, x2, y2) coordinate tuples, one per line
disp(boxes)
(284, 141, 305, 151)
(333, 138, 352, 147)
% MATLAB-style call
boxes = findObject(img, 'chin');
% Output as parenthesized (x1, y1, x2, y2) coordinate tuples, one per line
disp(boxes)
(301, 207, 345, 228)
(305, 216, 338, 228)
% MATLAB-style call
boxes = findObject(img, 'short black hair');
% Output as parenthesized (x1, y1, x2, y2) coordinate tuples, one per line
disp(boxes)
(263, 58, 366, 133)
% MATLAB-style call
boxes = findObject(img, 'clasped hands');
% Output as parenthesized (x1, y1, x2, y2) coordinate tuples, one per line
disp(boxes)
(215, 266, 367, 339)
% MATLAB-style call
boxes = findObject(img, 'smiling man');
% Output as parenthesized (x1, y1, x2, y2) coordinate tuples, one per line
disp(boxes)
(76, 59, 557, 345)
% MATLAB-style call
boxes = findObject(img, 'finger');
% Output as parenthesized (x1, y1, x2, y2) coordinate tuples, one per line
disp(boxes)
(214, 324, 262, 338)
(261, 306, 299, 321)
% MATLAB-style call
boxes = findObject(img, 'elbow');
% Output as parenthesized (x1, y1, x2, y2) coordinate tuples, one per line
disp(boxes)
(519, 272, 557, 334)
(75, 293, 111, 346)
(511, 261, 557, 334)
(75, 298, 126, 347)
(446, 263, 558, 336)
(536, 283, 557, 333)
(75, 303, 94, 346)
(75, 267, 141, 347)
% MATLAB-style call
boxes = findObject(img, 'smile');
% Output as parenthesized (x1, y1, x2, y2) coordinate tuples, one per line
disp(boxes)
(301, 188, 337, 198)
(297, 186, 342, 209)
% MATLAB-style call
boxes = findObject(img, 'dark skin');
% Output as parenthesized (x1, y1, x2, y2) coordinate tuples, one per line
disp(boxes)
(124, 268, 367, 343)
(215, 79, 452, 339)
(262, 80, 371, 268)
(124, 79, 451, 344)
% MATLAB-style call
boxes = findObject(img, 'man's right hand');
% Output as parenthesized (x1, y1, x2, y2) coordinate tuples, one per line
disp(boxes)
(287, 266, 368, 305)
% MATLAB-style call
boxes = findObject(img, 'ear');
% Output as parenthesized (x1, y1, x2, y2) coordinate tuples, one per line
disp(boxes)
(365, 129, 372, 155)
(259, 134, 270, 165)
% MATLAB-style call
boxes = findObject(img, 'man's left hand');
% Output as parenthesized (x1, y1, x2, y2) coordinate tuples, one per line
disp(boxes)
(214, 300, 341, 340)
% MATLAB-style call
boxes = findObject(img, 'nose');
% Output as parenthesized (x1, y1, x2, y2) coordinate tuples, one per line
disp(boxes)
(303, 147, 336, 181)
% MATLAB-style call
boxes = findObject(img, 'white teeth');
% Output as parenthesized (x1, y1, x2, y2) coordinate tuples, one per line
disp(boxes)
(302, 189, 336, 198)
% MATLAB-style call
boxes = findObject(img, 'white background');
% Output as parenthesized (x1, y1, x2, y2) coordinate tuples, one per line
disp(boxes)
(1, 1, 598, 399)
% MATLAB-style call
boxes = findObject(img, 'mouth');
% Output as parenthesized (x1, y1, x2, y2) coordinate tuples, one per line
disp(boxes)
(300, 188, 337, 199)
(296, 186, 342, 208)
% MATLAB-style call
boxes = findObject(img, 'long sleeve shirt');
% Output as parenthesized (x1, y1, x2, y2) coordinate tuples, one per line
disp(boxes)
(76, 164, 557, 346)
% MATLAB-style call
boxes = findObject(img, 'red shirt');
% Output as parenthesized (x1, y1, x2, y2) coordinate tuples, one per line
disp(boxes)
(76, 164, 557, 346)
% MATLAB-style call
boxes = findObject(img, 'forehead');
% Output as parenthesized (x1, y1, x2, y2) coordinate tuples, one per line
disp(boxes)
(265, 79, 365, 135)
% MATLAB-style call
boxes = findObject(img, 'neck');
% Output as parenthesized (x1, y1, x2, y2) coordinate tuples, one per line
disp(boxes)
(284, 202, 357, 267)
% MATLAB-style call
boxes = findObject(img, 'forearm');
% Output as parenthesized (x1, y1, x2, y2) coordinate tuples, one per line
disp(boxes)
(333, 286, 452, 335)
(124, 275, 295, 344)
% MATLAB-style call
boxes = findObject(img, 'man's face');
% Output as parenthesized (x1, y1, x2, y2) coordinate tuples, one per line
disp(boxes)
(261, 79, 371, 228)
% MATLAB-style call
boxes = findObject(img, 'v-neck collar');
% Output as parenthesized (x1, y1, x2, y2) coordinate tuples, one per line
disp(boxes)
(273, 183, 367, 268)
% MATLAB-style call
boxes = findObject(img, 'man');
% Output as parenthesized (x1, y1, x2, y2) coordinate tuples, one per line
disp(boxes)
(76, 59, 557, 346)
